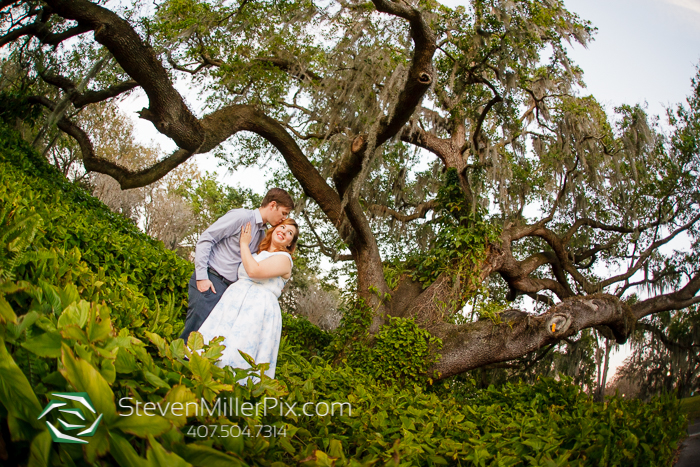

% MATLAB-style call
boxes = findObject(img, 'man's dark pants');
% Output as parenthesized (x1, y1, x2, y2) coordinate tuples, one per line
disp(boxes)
(179, 271, 231, 342)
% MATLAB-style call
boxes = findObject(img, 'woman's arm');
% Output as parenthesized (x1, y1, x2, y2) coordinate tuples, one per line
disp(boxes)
(240, 223, 293, 279)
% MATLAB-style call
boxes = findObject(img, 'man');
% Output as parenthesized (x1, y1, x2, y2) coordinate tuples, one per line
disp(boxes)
(179, 188, 294, 341)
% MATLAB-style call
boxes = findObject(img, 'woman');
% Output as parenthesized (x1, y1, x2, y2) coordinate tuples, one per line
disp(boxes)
(198, 218, 298, 379)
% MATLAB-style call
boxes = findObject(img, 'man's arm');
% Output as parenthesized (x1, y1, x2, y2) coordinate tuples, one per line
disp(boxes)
(194, 210, 249, 291)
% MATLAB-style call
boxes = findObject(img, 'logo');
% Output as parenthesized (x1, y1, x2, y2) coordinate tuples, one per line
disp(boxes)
(37, 392, 103, 444)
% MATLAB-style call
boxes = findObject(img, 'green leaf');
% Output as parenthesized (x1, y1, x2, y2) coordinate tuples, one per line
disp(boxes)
(58, 284, 80, 312)
(27, 430, 52, 467)
(59, 343, 117, 424)
(100, 359, 116, 384)
(170, 339, 186, 360)
(145, 331, 169, 357)
(60, 325, 88, 344)
(0, 294, 17, 323)
(174, 442, 247, 467)
(57, 300, 89, 329)
(161, 385, 198, 427)
(109, 432, 149, 467)
(86, 304, 112, 342)
(0, 337, 44, 430)
(187, 332, 204, 351)
(114, 347, 137, 374)
(113, 413, 172, 438)
(188, 351, 211, 381)
(146, 435, 191, 467)
(38, 281, 61, 313)
(22, 331, 62, 358)
(144, 370, 171, 389)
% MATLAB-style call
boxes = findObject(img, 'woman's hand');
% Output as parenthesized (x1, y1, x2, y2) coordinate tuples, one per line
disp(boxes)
(240, 222, 252, 248)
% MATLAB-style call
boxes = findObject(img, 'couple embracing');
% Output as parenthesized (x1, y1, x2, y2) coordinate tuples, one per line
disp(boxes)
(180, 188, 298, 380)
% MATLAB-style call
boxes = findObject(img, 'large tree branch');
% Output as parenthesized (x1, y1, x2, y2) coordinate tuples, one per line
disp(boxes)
(0, 6, 93, 48)
(342, 0, 437, 173)
(197, 105, 342, 224)
(431, 294, 635, 379)
(31, 91, 344, 225)
(632, 272, 700, 319)
(43, 0, 204, 152)
(29, 95, 197, 187)
(25, 0, 342, 227)
(369, 0, 435, 145)
(399, 124, 450, 166)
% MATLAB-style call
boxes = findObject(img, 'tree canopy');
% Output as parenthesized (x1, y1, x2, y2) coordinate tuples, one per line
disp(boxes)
(2, 0, 700, 379)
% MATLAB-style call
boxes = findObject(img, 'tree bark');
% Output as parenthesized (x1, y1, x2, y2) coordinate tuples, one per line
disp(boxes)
(429, 294, 635, 380)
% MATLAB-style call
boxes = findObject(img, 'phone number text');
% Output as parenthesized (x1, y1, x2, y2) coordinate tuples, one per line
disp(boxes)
(186, 424, 286, 438)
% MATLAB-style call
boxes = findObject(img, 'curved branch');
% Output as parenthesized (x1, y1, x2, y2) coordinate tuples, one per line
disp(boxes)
(40, 23, 92, 46)
(40, 71, 138, 107)
(431, 294, 635, 379)
(632, 272, 700, 319)
(399, 124, 450, 166)
(29, 95, 196, 187)
(0, 6, 92, 48)
(43, 0, 204, 152)
(367, 200, 436, 222)
(472, 93, 502, 154)
(350, 0, 437, 154)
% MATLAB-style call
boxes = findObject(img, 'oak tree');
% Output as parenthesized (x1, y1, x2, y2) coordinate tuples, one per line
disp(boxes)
(2, 0, 699, 379)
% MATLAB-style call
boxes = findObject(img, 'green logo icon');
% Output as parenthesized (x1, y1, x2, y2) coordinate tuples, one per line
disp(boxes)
(37, 392, 103, 444)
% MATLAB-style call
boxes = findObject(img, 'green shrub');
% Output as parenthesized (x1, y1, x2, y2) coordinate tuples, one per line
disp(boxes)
(0, 124, 192, 339)
(281, 313, 333, 359)
(0, 125, 687, 466)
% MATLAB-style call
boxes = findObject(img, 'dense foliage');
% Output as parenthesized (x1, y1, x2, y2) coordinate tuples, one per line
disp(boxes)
(0, 124, 192, 338)
(0, 125, 687, 465)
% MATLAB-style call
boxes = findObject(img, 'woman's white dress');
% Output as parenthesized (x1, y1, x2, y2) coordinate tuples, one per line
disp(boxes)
(198, 250, 292, 379)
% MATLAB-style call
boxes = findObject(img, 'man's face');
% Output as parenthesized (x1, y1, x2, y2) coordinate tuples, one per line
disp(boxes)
(269, 202, 291, 226)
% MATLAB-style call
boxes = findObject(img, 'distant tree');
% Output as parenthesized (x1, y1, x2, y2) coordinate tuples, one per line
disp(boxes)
(176, 174, 261, 256)
(2, 0, 700, 379)
(610, 307, 700, 399)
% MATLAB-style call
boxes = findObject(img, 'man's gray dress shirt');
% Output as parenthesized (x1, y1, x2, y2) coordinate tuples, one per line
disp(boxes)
(194, 208, 267, 283)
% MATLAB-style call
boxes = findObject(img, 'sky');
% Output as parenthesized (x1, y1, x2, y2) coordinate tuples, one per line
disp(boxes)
(124, 0, 700, 380)
(561, 0, 700, 118)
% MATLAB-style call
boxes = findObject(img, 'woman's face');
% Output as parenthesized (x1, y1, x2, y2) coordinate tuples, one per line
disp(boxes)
(270, 223, 297, 250)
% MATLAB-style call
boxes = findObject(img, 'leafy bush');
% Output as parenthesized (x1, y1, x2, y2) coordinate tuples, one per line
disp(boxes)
(0, 125, 687, 466)
(0, 124, 192, 339)
(281, 312, 332, 358)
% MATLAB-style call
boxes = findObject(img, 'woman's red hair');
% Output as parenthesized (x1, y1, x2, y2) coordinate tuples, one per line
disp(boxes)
(257, 218, 299, 255)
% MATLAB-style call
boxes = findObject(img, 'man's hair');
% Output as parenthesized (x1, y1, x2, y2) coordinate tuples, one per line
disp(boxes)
(261, 188, 295, 210)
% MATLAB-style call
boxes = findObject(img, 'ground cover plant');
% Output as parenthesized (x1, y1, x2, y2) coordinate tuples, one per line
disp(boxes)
(0, 124, 688, 466)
